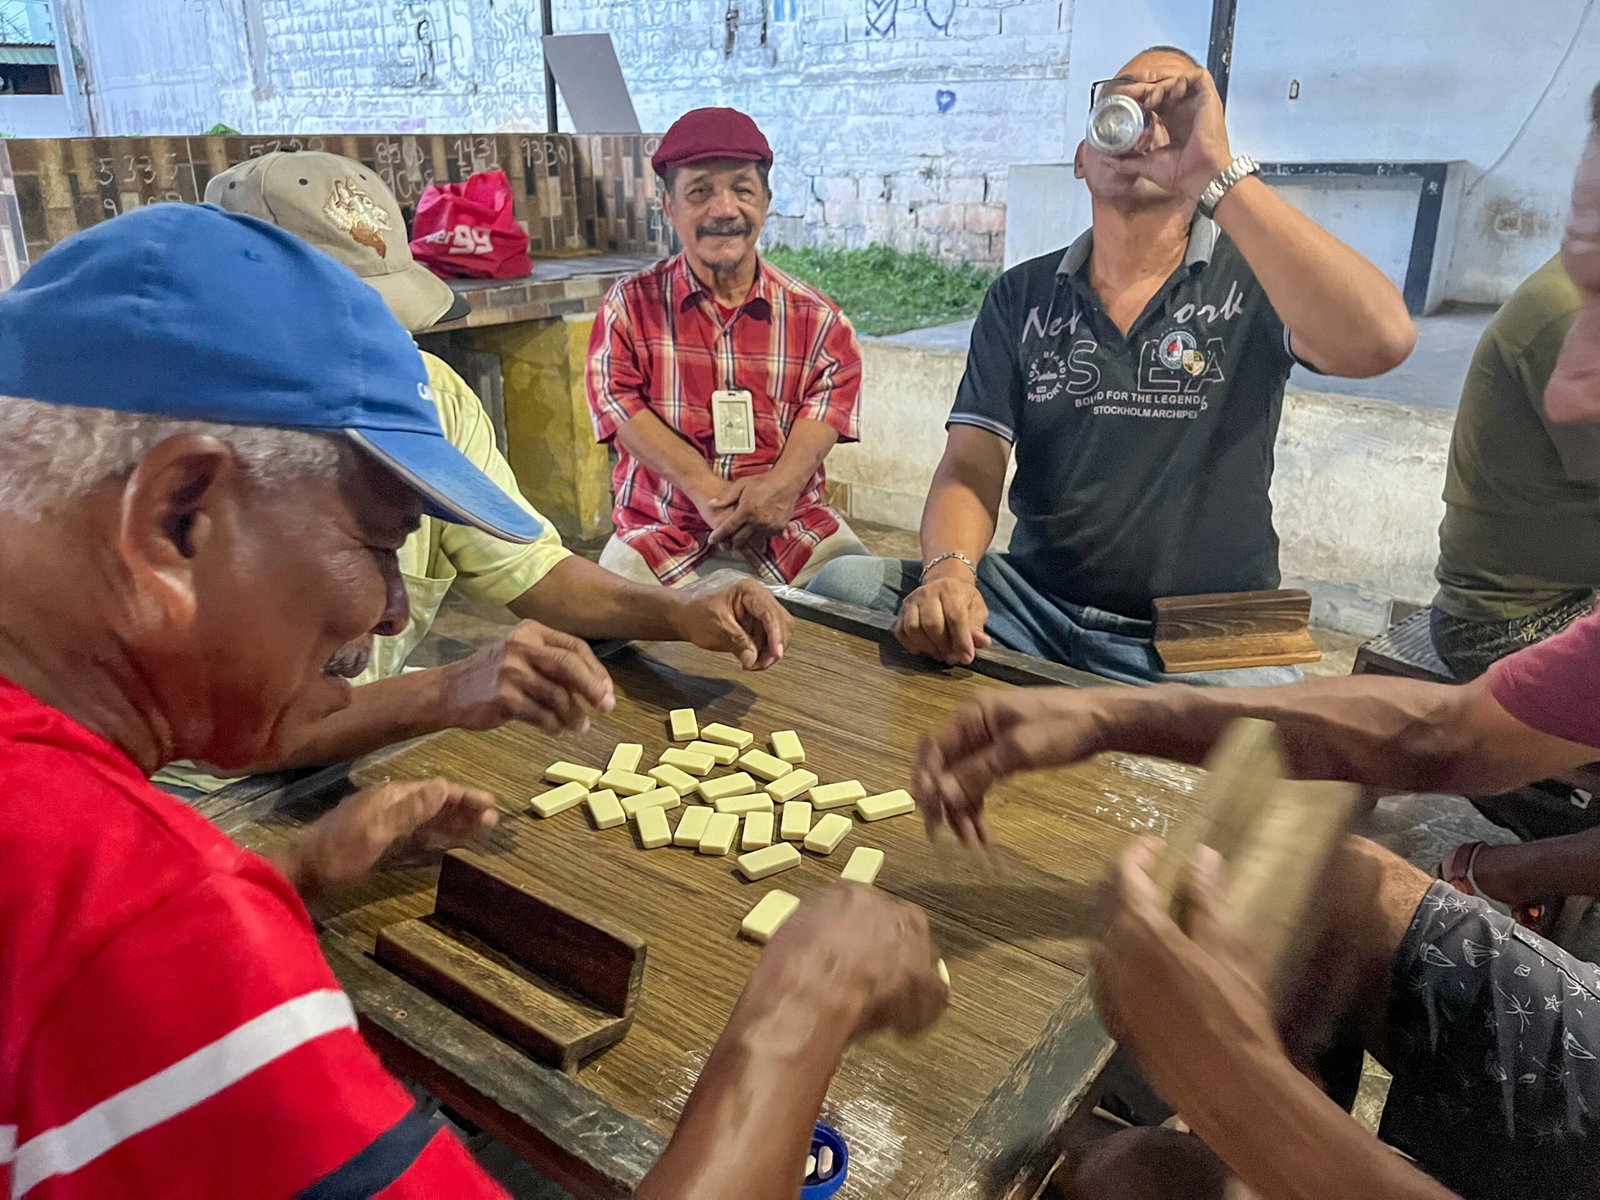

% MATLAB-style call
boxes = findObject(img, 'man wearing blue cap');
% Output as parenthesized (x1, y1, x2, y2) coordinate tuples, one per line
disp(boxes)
(154, 150, 790, 799)
(0, 204, 945, 1197)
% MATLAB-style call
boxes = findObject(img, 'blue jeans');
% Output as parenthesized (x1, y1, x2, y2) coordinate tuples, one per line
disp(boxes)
(806, 553, 1304, 687)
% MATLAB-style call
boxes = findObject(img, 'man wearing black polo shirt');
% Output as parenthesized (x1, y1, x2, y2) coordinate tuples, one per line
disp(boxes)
(810, 45, 1415, 683)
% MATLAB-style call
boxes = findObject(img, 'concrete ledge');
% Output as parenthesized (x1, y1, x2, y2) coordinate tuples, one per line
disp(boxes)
(829, 336, 1452, 638)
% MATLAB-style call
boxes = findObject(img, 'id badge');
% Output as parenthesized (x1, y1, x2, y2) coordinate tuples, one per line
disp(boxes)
(712, 388, 756, 456)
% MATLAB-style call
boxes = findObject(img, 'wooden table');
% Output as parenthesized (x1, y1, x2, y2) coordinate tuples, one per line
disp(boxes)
(222, 594, 1207, 1199)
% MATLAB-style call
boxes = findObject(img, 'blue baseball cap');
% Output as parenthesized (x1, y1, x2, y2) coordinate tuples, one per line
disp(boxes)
(0, 203, 540, 543)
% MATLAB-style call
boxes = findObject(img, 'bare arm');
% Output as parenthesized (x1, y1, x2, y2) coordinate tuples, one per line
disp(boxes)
(1097, 843, 1457, 1200)
(242, 624, 616, 771)
(637, 959, 856, 1199)
(1471, 824, 1600, 907)
(1212, 175, 1417, 377)
(258, 668, 468, 768)
(1072, 675, 1590, 793)
(1086, 674, 1595, 795)
(511, 555, 686, 641)
(918, 424, 1009, 567)
(510, 557, 792, 671)
(893, 426, 1009, 665)
(638, 887, 947, 1200)
(1115, 69, 1415, 377)
(768, 417, 839, 493)
(1190, 1047, 1456, 1200)
(915, 674, 1598, 842)
(615, 407, 724, 517)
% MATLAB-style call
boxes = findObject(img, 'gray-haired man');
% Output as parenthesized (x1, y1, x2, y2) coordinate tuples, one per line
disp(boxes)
(0, 204, 944, 1198)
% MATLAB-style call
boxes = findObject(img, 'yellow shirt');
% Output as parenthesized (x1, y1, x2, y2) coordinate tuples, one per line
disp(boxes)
(156, 350, 569, 794)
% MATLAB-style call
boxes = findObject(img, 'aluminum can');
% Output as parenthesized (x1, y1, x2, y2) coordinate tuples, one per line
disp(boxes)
(1086, 93, 1152, 156)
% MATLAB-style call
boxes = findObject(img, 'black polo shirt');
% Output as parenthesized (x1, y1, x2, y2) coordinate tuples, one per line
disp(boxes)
(949, 217, 1300, 619)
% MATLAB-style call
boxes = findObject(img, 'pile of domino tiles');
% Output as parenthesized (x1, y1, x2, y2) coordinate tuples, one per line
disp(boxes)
(527, 708, 917, 943)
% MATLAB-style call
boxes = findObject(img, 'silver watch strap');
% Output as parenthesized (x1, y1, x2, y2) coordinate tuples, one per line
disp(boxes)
(1197, 155, 1260, 218)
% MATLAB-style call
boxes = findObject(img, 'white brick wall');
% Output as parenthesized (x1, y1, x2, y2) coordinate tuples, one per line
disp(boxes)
(69, 0, 1089, 267)
(65, 0, 1599, 295)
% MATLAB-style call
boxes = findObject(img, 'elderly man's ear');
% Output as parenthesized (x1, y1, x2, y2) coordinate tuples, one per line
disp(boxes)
(115, 434, 239, 638)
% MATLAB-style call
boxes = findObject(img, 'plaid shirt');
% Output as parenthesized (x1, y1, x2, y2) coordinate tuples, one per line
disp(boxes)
(586, 253, 861, 584)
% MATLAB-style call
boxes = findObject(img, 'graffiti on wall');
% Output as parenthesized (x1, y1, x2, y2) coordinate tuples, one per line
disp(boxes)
(863, 0, 954, 38)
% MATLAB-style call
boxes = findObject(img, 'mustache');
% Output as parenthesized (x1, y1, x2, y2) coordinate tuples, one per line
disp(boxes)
(697, 220, 752, 238)
(324, 643, 371, 679)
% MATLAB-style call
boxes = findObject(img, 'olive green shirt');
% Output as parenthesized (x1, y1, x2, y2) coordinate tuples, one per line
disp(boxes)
(1434, 257, 1600, 621)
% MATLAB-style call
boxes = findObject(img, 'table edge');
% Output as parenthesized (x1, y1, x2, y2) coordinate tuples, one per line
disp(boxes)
(326, 939, 662, 1196)
(773, 586, 1109, 690)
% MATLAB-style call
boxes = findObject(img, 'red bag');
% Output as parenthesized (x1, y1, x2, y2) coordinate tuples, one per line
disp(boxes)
(409, 169, 532, 280)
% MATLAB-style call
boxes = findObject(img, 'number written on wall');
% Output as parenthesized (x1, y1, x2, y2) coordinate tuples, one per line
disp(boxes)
(451, 136, 500, 172)
(374, 138, 429, 203)
(520, 136, 572, 169)
(245, 137, 327, 157)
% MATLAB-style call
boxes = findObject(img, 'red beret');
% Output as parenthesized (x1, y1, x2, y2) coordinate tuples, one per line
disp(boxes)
(652, 107, 773, 176)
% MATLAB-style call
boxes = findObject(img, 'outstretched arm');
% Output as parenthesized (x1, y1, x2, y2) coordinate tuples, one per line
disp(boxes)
(510, 559, 792, 671)
(1113, 69, 1416, 377)
(638, 886, 947, 1199)
(914, 674, 1596, 844)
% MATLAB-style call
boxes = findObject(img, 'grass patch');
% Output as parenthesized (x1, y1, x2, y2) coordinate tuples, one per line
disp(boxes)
(764, 243, 995, 337)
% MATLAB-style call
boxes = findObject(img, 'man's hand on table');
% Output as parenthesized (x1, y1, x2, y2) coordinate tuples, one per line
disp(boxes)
(672, 577, 793, 670)
(761, 884, 951, 1038)
(894, 563, 993, 666)
(911, 687, 1104, 844)
(1093, 838, 1284, 1127)
(276, 777, 499, 900)
(641, 885, 947, 1200)
(706, 471, 803, 552)
(436, 619, 616, 735)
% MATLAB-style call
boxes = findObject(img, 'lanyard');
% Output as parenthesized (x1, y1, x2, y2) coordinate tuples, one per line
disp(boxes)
(716, 310, 740, 394)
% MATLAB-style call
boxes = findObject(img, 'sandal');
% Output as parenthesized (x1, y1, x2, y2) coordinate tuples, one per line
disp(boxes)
(1438, 841, 1555, 935)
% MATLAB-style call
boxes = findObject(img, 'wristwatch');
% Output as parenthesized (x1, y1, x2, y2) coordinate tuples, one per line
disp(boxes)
(1196, 155, 1260, 218)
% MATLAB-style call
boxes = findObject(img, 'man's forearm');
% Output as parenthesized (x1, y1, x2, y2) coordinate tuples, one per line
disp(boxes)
(616, 408, 721, 497)
(1475, 827, 1600, 904)
(510, 556, 685, 642)
(1085, 675, 1558, 796)
(1212, 176, 1415, 377)
(1181, 1039, 1456, 1200)
(638, 965, 857, 1200)
(768, 418, 839, 494)
(919, 463, 1001, 567)
(257, 670, 458, 770)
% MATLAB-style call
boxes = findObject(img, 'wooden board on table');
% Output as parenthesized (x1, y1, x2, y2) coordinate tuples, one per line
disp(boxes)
(435, 848, 646, 1018)
(243, 614, 1210, 1198)
(375, 917, 632, 1071)
(1152, 589, 1322, 673)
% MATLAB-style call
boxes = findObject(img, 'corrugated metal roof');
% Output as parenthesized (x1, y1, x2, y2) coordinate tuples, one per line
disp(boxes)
(0, 45, 55, 66)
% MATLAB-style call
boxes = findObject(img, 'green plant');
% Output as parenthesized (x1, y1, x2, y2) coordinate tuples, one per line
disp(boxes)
(764, 243, 995, 337)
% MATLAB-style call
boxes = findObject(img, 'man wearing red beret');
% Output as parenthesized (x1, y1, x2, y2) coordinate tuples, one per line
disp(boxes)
(585, 107, 869, 587)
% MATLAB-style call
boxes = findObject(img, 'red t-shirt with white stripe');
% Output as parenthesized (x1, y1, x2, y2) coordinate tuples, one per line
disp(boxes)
(0, 676, 508, 1198)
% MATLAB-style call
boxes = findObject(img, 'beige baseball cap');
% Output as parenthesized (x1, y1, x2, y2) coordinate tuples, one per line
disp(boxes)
(204, 150, 469, 332)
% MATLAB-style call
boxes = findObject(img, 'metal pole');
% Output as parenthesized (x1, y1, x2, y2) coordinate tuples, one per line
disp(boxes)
(541, 0, 558, 133)
(1207, 0, 1238, 107)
